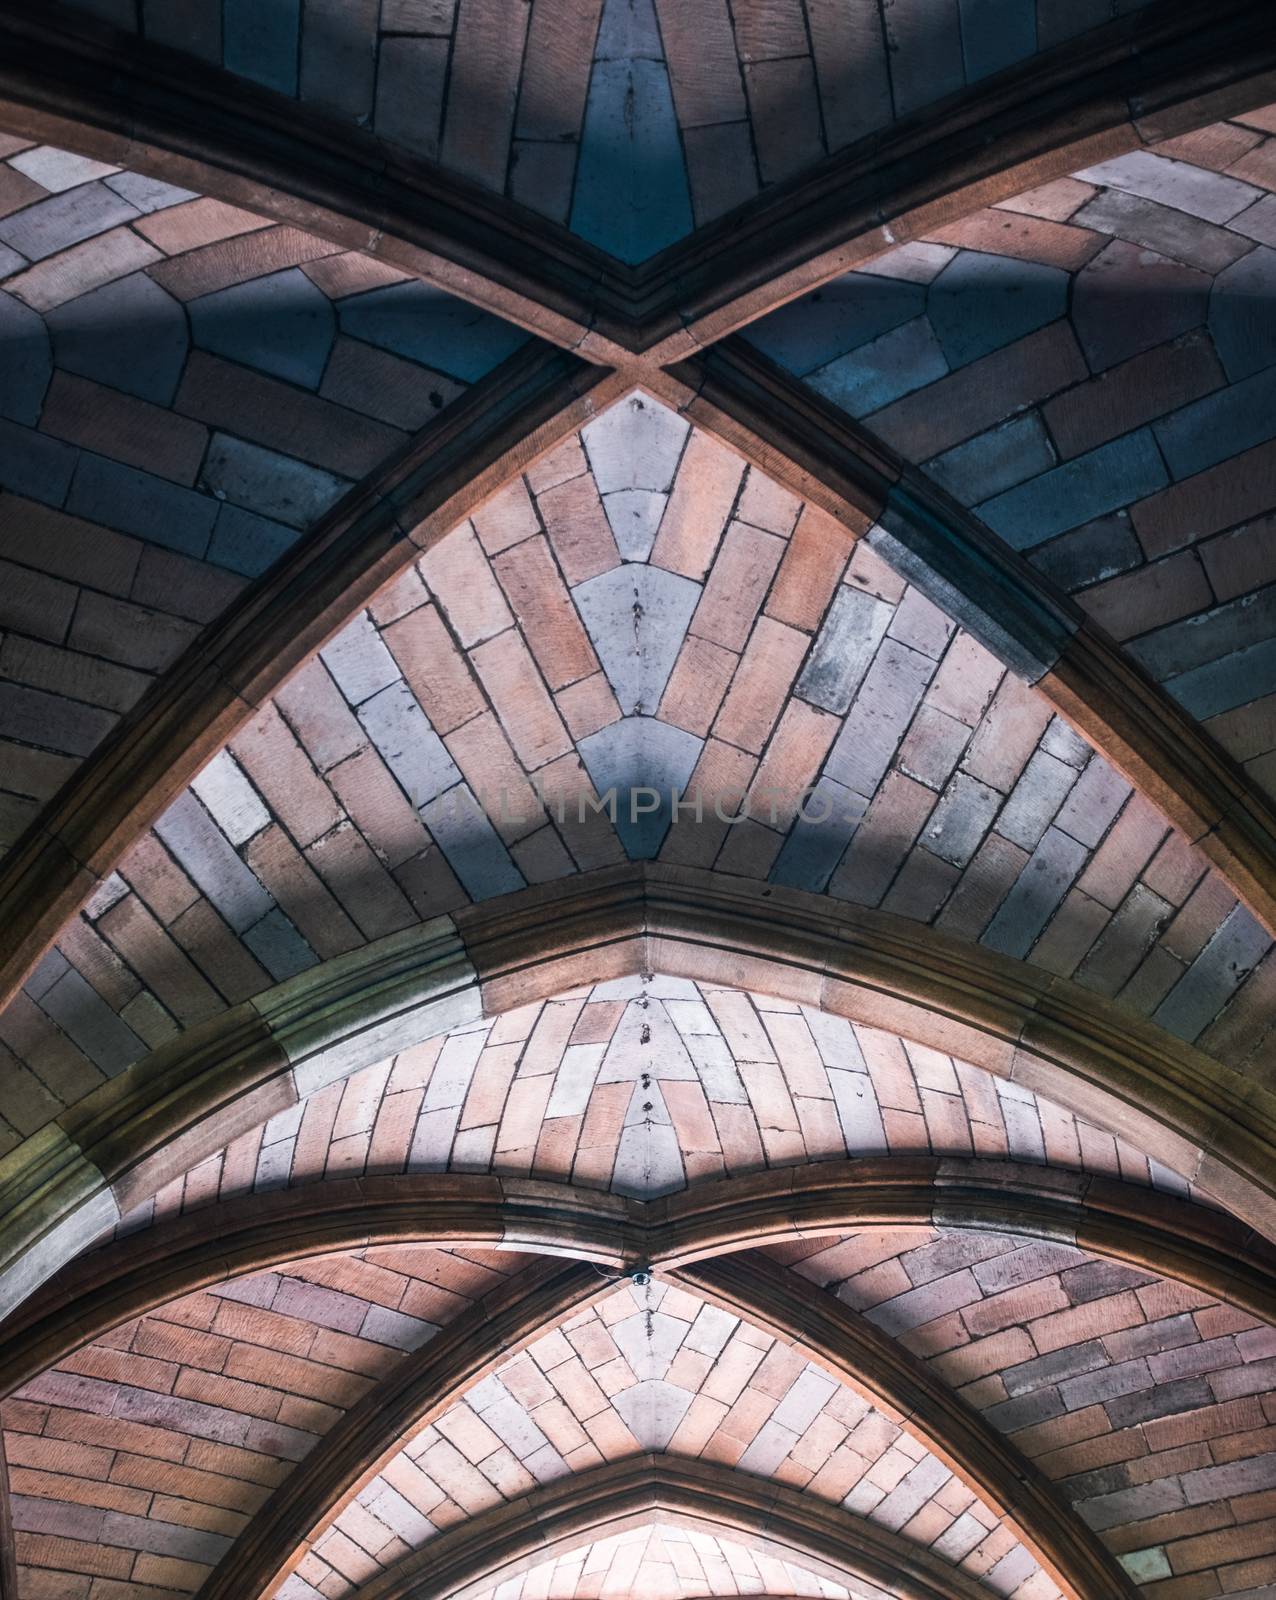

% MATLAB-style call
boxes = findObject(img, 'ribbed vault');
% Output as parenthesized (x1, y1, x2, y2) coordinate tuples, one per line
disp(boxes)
(2, 11, 1276, 1600)
(5, 1141, 1276, 1598)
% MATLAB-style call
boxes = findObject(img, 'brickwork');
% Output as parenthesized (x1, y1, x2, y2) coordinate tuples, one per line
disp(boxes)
(10, 1195, 1276, 1598)
(2, 393, 1267, 1167)
(117, 977, 1199, 1243)
(2, 17, 1276, 1600)
(58, 0, 1155, 259)
(0, 134, 519, 881)
(461, 1521, 857, 1600)
(775, 1227, 1276, 1599)
(291, 1277, 1054, 1600)
(2, 1244, 519, 1598)
(746, 109, 1276, 847)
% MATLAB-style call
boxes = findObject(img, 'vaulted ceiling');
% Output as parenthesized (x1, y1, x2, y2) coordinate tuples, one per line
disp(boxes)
(3, 4, 1276, 1600)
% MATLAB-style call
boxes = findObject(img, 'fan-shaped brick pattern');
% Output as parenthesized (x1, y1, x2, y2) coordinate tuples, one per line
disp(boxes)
(0, 394, 1265, 1162)
(0, 132, 523, 878)
(60, 0, 1156, 259)
(116, 976, 1198, 1240)
(773, 1229, 1276, 1597)
(745, 109, 1276, 882)
(293, 1278, 1056, 1600)
(0, 1243, 521, 1598)
(462, 1521, 856, 1600)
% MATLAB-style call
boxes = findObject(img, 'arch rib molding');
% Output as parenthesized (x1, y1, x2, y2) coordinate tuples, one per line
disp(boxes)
(7, 1160, 1276, 1396)
(7, 1162, 1203, 1600)
(335, 1456, 1062, 1600)
(4, 864, 1276, 1320)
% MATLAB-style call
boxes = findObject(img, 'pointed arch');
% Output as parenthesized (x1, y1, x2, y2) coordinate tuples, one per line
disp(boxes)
(7, 1160, 1276, 1396)
(320, 1454, 1067, 1600)
(5, 865, 1276, 1320)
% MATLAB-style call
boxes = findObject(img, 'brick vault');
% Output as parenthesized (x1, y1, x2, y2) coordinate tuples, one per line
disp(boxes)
(1, 3, 1276, 1599)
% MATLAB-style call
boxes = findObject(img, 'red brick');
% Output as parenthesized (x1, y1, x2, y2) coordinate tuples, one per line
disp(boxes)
(927, 208, 1105, 270)
(418, 525, 513, 648)
(658, 635, 737, 737)
(534, 471, 620, 585)
(714, 616, 809, 753)
(382, 603, 485, 735)
(651, 430, 744, 581)
(691, 521, 785, 652)
(470, 628, 571, 770)
(492, 535, 598, 689)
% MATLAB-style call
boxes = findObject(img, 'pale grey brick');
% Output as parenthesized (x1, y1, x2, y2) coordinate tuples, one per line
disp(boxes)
(154, 790, 273, 932)
(796, 584, 893, 715)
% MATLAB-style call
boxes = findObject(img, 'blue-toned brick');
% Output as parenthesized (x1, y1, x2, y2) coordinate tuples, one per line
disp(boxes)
(1073, 240, 1209, 373)
(0, 181, 137, 261)
(0, 418, 76, 508)
(357, 680, 459, 809)
(603, 490, 666, 561)
(207, 504, 302, 577)
(594, 0, 663, 54)
(808, 317, 948, 418)
(959, 0, 1037, 82)
(927, 412, 1055, 505)
(996, 748, 1078, 851)
(882, 0, 964, 117)
(571, 53, 693, 263)
(928, 251, 1067, 369)
(1074, 188, 1252, 276)
(0, 679, 115, 756)
(982, 826, 1088, 958)
(47, 271, 188, 405)
(189, 267, 335, 389)
(67, 454, 218, 558)
(38, 967, 146, 1076)
(1077, 150, 1261, 226)
(824, 636, 935, 798)
(582, 393, 687, 493)
(374, 37, 447, 161)
(201, 435, 348, 530)
(922, 771, 1002, 867)
(1029, 515, 1143, 592)
(224, 0, 301, 96)
(773, 775, 869, 893)
(242, 908, 318, 981)
(338, 281, 527, 381)
(154, 790, 274, 933)
(978, 430, 1167, 550)
(1208, 245, 1276, 382)
(577, 714, 702, 858)
(1164, 637, 1276, 720)
(104, 172, 196, 213)
(1154, 363, 1276, 480)
(300, 0, 379, 123)
(9, 148, 118, 193)
(574, 562, 699, 716)
(1154, 904, 1271, 1041)
(745, 274, 925, 376)
(0, 291, 50, 425)
(796, 586, 893, 715)
(420, 783, 526, 901)
(1131, 588, 1276, 682)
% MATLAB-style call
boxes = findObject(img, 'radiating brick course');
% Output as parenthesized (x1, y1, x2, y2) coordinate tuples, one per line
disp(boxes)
(4, 390, 1266, 1164)
(0, 136, 517, 902)
(748, 110, 1276, 835)
(117, 976, 1199, 1239)
(56, 0, 1158, 259)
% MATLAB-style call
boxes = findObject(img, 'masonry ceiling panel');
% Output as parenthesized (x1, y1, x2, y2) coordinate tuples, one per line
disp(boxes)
(2, 12, 1276, 1600)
